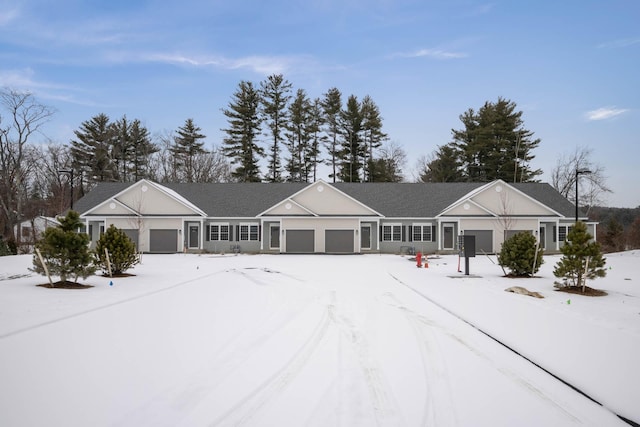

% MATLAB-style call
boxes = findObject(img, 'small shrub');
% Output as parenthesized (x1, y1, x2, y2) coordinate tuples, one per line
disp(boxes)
(554, 221, 606, 290)
(30, 211, 96, 284)
(93, 225, 139, 275)
(498, 231, 544, 277)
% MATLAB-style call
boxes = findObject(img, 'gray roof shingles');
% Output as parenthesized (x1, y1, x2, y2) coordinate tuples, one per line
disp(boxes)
(73, 181, 577, 219)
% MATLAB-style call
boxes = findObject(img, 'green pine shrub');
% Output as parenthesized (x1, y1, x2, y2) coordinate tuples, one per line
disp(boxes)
(94, 225, 139, 275)
(30, 211, 96, 284)
(554, 222, 606, 290)
(498, 231, 544, 277)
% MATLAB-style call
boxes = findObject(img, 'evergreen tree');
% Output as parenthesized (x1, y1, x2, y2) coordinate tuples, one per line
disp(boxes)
(284, 89, 311, 182)
(498, 231, 544, 277)
(360, 95, 387, 182)
(260, 74, 292, 182)
(171, 118, 206, 183)
(112, 115, 133, 182)
(129, 119, 157, 181)
(450, 97, 542, 182)
(70, 113, 117, 182)
(554, 221, 607, 290)
(601, 218, 625, 253)
(321, 88, 343, 183)
(30, 211, 95, 284)
(339, 95, 364, 182)
(222, 81, 264, 182)
(306, 98, 325, 182)
(628, 217, 640, 250)
(419, 144, 462, 182)
(93, 224, 139, 275)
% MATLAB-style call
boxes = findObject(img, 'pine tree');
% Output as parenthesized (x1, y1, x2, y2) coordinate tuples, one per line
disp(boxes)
(260, 74, 292, 183)
(171, 119, 206, 183)
(321, 88, 343, 183)
(553, 221, 607, 290)
(306, 98, 325, 182)
(360, 95, 387, 182)
(628, 217, 640, 249)
(498, 231, 544, 277)
(450, 98, 542, 182)
(601, 219, 625, 253)
(31, 211, 95, 285)
(70, 113, 117, 182)
(419, 144, 462, 182)
(130, 119, 157, 181)
(222, 81, 264, 182)
(93, 224, 139, 275)
(284, 89, 311, 182)
(112, 115, 133, 182)
(339, 95, 364, 182)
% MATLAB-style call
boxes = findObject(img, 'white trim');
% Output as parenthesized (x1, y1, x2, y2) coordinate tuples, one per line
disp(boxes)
(209, 222, 231, 242)
(187, 222, 200, 249)
(360, 224, 372, 250)
(257, 179, 384, 218)
(239, 222, 260, 241)
(269, 224, 281, 250)
(381, 223, 402, 242)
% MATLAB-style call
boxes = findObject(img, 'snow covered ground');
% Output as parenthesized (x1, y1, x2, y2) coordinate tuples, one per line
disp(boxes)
(0, 251, 638, 426)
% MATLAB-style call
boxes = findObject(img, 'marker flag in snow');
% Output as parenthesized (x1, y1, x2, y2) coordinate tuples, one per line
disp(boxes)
(109, 281, 113, 286)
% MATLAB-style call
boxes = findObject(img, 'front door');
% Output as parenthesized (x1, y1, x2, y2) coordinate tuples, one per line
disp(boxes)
(188, 224, 199, 249)
(443, 225, 454, 250)
(270, 225, 280, 250)
(360, 225, 371, 250)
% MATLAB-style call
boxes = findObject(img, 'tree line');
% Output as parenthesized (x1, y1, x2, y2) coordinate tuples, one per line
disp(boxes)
(1, 85, 627, 251)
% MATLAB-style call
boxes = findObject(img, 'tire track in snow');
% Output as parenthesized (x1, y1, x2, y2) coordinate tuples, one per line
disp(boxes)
(208, 296, 333, 426)
(378, 292, 457, 427)
(328, 291, 404, 427)
(388, 273, 583, 425)
(0, 269, 229, 340)
(118, 267, 322, 426)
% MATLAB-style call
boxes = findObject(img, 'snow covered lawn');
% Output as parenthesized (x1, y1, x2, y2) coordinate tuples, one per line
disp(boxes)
(0, 251, 638, 426)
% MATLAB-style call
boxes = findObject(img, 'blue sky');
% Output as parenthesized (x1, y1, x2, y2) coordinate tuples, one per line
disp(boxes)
(1, 0, 638, 207)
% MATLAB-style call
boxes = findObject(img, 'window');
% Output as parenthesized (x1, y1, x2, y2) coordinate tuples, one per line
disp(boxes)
(382, 224, 402, 242)
(558, 225, 573, 242)
(210, 223, 230, 241)
(240, 223, 260, 241)
(412, 224, 433, 242)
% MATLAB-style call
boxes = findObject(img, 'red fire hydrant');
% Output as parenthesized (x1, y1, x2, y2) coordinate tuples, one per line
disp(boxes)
(416, 251, 422, 268)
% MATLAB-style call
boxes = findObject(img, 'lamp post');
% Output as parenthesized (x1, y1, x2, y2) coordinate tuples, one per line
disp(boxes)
(575, 169, 592, 224)
(58, 169, 74, 210)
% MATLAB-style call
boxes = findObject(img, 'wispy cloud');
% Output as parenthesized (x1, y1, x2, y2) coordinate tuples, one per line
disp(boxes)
(596, 37, 640, 49)
(393, 48, 467, 60)
(585, 107, 628, 121)
(0, 6, 19, 26)
(142, 52, 309, 75)
(0, 68, 103, 107)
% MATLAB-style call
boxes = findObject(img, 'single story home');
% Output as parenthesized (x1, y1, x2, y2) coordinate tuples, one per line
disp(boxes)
(72, 178, 595, 255)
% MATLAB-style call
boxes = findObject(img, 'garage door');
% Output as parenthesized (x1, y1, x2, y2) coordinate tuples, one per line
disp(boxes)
(149, 229, 178, 253)
(286, 230, 314, 253)
(464, 230, 493, 254)
(325, 230, 354, 253)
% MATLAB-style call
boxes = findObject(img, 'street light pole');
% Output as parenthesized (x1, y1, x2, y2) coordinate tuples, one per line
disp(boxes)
(575, 169, 592, 224)
(58, 169, 74, 210)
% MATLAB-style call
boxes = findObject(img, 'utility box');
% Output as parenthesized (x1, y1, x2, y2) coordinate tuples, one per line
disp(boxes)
(463, 235, 476, 258)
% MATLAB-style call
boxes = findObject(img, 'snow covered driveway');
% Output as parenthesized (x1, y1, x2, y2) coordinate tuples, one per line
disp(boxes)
(0, 253, 635, 426)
